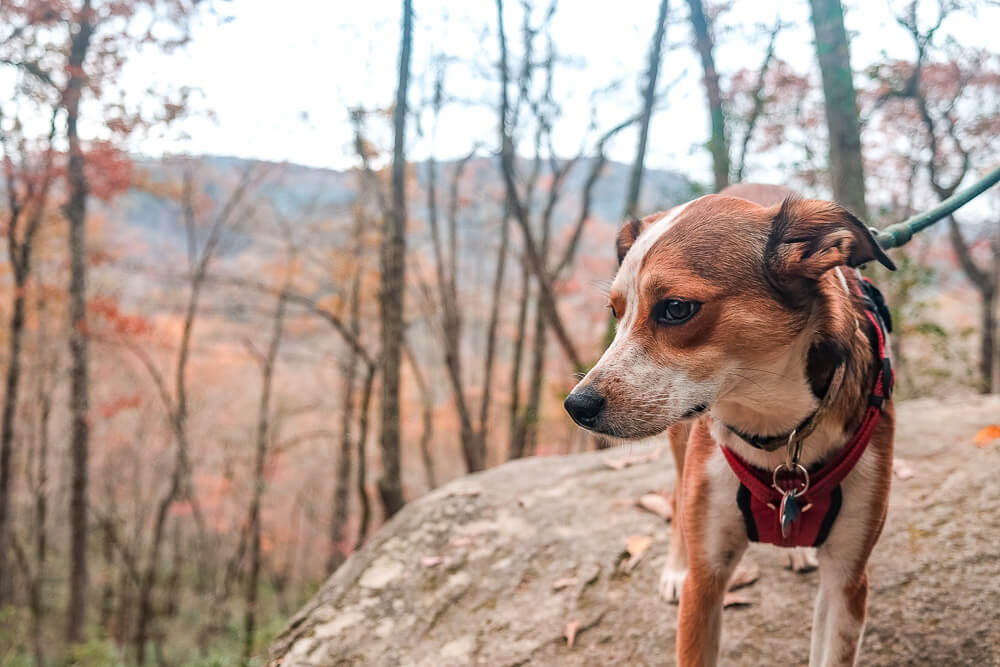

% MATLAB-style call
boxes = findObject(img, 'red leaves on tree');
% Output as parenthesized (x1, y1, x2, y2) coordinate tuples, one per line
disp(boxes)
(89, 296, 152, 336)
(99, 393, 142, 419)
(85, 141, 133, 201)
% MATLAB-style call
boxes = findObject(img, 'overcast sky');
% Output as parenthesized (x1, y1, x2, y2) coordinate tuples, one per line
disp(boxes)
(121, 0, 999, 186)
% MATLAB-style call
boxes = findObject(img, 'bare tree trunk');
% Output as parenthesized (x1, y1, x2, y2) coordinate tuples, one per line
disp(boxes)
(686, 0, 730, 192)
(980, 287, 996, 394)
(477, 211, 510, 465)
(243, 287, 288, 665)
(404, 344, 437, 491)
(0, 256, 26, 603)
(427, 150, 483, 472)
(496, 0, 582, 369)
(508, 261, 530, 459)
(132, 165, 253, 665)
(10, 536, 43, 667)
(735, 21, 781, 183)
(64, 1, 95, 643)
(328, 273, 361, 573)
(28, 353, 53, 667)
(354, 364, 376, 550)
(948, 216, 997, 394)
(808, 0, 867, 217)
(0, 18, 58, 620)
(523, 298, 548, 457)
(521, 165, 556, 455)
(378, 0, 412, 519)
(99, 518, 115, 633)
(625, 0, 670, 215)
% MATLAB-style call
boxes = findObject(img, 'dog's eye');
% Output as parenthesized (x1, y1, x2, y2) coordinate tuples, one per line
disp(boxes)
(653, 299, 700, 325)
(608, 303, 618, 319)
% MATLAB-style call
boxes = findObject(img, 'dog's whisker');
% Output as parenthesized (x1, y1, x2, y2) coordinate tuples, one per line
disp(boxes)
(731, 366, 794, 379)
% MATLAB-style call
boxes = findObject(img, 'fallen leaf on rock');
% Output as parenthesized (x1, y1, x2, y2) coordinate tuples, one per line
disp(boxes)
(637, 491, 673, 521)
(973, 424, 1000, 448)
(620, 534, 653, 573)
(565, 620, 580, 649)
(723, 592, 752, 608)
(421, 556, 443, 568)
(553, 577, 579, 591)
(727, 564, 760, 591)
(626, 534, 652, 558)
(892, 457, 916, 480)
(602, 446, 664, 470)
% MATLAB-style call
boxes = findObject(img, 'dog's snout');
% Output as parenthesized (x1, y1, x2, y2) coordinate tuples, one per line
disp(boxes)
(564, 388, 606, 428)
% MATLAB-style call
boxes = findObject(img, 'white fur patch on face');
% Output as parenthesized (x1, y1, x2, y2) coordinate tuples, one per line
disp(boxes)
(570, 197, 718, 435)
(612, 197, 702, 328)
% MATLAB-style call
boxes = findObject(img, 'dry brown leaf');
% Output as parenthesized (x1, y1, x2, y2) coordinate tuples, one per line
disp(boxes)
(625, 534, 653, 558)
(603, 457, 628, 471)
(553, 577, 579, 591)
(564, 620, 580, 649)
(892, 457, 916, 480)
(621, 534, 653, 573)
(421, 556, 443, 568)
(727, 564, 760, 591)
(973, 424, 1000, 448)
(723, 592, 752, 608)
(602, 446, 664, 470)
(637, 492, 673, 522)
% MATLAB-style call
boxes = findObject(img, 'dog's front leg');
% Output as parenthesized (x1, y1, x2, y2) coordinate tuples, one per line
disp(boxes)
(676, 556, 742, 666)
(675, 433, 747, 666)
(659, 422, 691, 602)
(809, 443, 891, 666)
(809, 555, 869, 666)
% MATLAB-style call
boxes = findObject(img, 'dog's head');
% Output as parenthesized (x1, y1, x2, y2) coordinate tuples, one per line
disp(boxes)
(564, 194, 894, 439)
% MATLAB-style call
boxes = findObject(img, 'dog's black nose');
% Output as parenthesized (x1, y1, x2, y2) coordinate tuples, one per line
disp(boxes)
(564, 388, 606, 428)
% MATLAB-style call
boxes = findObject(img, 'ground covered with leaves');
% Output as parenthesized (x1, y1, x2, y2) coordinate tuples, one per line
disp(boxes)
(270, 396, 1000, 666)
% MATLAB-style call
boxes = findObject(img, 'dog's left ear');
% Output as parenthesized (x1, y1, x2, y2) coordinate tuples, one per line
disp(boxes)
(766, 197, 896, 281)
(616, 218, 645, 265)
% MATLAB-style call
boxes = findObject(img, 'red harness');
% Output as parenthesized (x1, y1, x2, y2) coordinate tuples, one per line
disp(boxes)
(721, 277, 893, 548)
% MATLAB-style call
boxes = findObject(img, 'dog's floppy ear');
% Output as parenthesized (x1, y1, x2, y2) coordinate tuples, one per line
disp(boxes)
(765, 197, 896, 282)
(616, 218, 644, 265)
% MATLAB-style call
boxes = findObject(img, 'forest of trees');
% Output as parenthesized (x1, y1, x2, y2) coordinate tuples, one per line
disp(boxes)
(0, 0, 998, 664)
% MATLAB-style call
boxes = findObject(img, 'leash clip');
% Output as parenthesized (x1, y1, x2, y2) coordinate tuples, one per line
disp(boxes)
(775, 430, 809, 539)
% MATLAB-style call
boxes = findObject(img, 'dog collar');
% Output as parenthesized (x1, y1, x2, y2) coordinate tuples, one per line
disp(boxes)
(723, 362, 845, 452)
(719, 276, 894, 548)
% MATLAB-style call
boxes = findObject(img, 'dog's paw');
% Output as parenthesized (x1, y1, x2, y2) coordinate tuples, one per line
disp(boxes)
(659, 564, 687, 603)
(786, 547, 818, 573)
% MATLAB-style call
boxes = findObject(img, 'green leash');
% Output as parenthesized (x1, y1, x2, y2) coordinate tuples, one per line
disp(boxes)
(876, 165, 1000, 250)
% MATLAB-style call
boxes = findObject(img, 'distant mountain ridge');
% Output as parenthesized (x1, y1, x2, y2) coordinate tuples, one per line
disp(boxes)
(110, 154, 694, 258)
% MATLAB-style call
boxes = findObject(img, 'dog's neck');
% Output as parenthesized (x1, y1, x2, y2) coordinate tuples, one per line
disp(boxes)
(709, 270, 876, 470)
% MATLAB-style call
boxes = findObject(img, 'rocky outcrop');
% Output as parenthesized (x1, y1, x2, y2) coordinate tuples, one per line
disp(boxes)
(270, 397, 1000, 666)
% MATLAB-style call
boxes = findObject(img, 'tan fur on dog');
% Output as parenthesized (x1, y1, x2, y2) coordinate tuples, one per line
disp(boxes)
(567, 184, 895, 666)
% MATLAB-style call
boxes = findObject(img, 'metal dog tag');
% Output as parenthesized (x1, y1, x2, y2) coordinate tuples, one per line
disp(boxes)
(779, 492, 800, 539)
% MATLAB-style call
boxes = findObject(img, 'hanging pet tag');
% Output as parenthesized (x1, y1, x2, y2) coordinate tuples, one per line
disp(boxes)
(779, 492, 800, 538)
(772, 461, 810, 540)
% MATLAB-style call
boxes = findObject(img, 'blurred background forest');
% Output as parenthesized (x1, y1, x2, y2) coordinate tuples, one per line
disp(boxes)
(0, 0, 998, 664)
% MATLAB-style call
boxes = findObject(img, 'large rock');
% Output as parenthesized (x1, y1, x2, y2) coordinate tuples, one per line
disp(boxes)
(270, 397, 1000, 666)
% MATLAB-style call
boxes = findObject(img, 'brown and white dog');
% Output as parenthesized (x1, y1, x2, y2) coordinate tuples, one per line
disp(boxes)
(565, 184, 896, 666)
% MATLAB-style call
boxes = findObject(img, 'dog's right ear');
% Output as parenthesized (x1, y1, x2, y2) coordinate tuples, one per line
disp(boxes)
(765, 197, 896, 279)
(616, 218, 644, 265)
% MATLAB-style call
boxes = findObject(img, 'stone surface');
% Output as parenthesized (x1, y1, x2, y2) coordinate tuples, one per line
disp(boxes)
(270, 397, 1000, 666)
